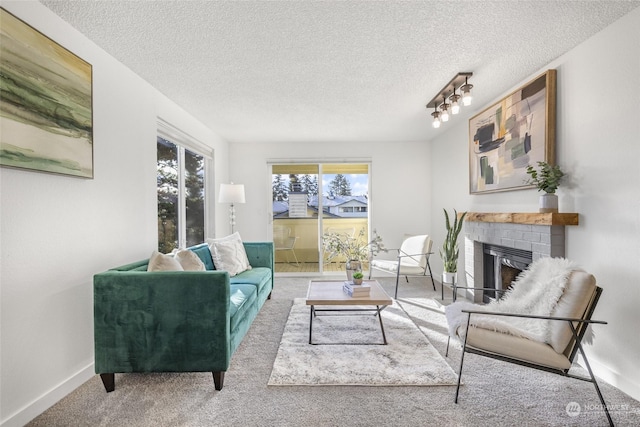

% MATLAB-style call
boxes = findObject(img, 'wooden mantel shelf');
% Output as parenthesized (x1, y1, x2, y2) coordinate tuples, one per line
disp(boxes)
(463, 212, 579, 226)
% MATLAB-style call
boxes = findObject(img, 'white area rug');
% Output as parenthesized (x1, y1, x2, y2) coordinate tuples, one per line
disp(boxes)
(268, 298, 458, 386)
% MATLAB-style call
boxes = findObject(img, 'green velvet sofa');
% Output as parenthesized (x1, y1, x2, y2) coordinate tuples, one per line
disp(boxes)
(93, 241, 274, 392)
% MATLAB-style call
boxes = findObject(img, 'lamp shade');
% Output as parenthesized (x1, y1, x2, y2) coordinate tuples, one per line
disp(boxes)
(219, 183, 245, 204)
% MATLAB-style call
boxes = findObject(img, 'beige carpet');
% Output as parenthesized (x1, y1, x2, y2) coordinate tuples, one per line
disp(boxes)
(27, 277, 640, 426)
(268, 298, 458, 386)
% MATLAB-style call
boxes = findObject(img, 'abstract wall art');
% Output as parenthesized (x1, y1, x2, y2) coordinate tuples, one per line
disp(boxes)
(0, 8, 93, 178)
(469, 70, 556, 194)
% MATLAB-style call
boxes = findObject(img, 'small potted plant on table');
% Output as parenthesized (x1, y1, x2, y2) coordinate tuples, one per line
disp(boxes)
(352, 271, 364, 285)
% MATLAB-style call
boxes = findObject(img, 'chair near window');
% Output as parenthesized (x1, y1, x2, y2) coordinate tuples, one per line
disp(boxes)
(273, 225, 299, 266)
(368, 234, 436, 299)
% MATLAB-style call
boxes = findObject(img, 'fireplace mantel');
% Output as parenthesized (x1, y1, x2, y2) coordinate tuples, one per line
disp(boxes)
(462, 212, 577, 302)
(463, 212, 579, 226)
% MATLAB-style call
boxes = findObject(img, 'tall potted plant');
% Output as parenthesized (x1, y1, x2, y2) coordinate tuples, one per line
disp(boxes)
(525, 161, 565, 213)
(440, 209, 467, 285)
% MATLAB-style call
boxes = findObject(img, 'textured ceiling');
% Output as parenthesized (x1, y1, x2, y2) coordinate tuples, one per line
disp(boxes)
(41, 1, 639, 144)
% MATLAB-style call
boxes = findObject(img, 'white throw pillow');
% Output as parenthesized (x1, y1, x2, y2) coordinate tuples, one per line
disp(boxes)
(206, 232, 252, 276)
(147, 250, 184, 272)
(174, 249, 206, 271)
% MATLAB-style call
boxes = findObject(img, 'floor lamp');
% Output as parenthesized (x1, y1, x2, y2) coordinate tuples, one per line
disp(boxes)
(218, 183, 245, 234)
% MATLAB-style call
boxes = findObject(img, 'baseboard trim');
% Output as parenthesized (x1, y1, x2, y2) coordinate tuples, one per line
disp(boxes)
(577, 354, 640, 402)
(1, 363, 94, 427)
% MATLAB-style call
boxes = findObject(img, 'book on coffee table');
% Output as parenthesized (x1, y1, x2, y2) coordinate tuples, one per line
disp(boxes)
(343, 282, 371, 297)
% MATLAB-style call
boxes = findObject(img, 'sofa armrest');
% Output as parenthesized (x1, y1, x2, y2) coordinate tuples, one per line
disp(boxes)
(94, 270, 232, 374)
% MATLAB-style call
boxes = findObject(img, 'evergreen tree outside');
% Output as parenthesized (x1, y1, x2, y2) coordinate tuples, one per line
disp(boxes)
(184, 150, 205, 247)
(157, 138, 179, 253)
(328, 173, 352, 196)
(301, 174, 318, 197)
(272, 174, 288, 201)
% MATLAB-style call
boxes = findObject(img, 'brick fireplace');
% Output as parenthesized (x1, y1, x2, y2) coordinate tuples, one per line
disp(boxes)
(463, 212, 579, 302)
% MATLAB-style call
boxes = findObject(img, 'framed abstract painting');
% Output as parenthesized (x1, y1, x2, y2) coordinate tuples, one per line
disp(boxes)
(0, 8, 93, 178)
(469, 70, 556, 194)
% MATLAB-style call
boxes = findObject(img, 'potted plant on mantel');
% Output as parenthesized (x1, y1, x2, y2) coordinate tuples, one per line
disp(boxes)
(440, 209, 467, 285)
(525, 161, 566, 213)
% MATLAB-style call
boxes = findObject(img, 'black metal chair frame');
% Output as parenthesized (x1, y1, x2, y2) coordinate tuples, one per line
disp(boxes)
(450, 286, 613, 426)
(369, 247, 436, 299)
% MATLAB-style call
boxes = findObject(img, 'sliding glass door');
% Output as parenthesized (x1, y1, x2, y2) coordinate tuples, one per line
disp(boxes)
(270, 162, 370, 274)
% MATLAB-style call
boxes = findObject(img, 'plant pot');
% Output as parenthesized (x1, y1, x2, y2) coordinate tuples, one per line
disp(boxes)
(539, 193, 558, 213)
(345, 260, 362, 281)
(442, 272, 457, 285)
(352, 278, 363, 285)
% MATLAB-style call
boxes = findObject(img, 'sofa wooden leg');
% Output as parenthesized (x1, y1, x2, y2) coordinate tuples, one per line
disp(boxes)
(100, 373, 115, 392)
(213, 371, 225, 390)
(268, 291, 272, 300)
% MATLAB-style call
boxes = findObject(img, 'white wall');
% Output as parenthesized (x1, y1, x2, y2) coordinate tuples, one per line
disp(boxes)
(229, 140, 431, 253)
(0, 2, 229, 426)
(429, 7, 640, 400)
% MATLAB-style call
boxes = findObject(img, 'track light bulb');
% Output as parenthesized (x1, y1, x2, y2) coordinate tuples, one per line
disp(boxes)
(449, 93, 461, 114)
(440, 96, 450, 122)
(461, 77, 473, 106)
(441, 108, 449, 122)
(462, 91, 472, 106)
(431, 111, 441, 128)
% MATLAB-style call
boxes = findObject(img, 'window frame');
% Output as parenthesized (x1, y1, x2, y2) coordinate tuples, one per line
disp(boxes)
(157, 119, 214, 250)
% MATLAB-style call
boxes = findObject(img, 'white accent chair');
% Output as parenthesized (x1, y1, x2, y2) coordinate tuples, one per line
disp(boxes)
(368, 234, 436, 299)
(273, 225, 299, 266)
(445, 265, 612, 426)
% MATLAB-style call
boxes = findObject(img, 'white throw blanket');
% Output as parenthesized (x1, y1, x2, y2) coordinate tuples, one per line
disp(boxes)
(445, 257, 577, 344)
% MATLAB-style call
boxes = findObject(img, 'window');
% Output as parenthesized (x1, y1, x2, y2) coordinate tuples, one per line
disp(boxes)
(157, 123, 211, 253)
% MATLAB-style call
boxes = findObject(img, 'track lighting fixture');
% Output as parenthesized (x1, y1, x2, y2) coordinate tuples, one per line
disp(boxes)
(426, 72, 473, 129)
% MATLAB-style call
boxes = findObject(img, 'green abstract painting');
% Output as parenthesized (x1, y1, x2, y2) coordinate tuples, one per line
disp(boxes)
(0, 8, 93, 178)
(468, 70, 556, 194)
